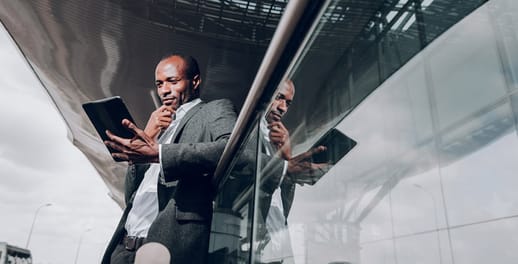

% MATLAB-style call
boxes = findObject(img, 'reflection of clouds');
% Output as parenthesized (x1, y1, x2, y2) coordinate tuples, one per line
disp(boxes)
(426, 9, 508, 132)
(280, 1, 518, 263)
(290, 0, 516, 212)
(393, 231, 445, 264)
(441, 132, 518, 225)
(360, 240, 395, 264)
(451, 217, 518, 263)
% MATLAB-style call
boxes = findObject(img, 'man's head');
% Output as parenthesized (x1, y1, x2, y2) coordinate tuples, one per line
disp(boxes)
(266, 79, 295, 124)
(155, 54, 201, 110)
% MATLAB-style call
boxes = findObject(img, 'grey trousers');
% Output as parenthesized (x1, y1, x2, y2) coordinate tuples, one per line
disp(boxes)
(110, 243, 136, 264)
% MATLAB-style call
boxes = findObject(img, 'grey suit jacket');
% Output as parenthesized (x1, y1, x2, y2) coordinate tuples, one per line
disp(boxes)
(102, 98, 236, 264)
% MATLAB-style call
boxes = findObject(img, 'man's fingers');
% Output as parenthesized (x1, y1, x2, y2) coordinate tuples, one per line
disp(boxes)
(161, 105, 175, 114)
(104, 140, 130, 153)
(112, 153, 129, 161)
(159, 115, 172, 122)
(269, 130, 285, 136)
(268, 122, 287, 131)
(294, 145, 327, 161)
(158, 117, 172, 127)
(122, 119, 152, 143)
(310, 145, 327, 155)
(130, 124, 155, 145)
(105, 129, 128, 145)
(122, 118, 138, 131)
(121, 119, 139, 137)
(106, 140, 144, 158)
(159, 121, 171, 129)
(269, 134, 283, 140)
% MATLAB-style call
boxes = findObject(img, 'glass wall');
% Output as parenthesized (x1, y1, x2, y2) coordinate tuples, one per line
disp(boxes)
(212, 0, 518, 263)
(209, 125, 260, 263)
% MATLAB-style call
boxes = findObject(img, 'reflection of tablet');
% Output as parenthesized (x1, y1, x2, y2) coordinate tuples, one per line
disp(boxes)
(311, 128, 356, 164)
(82, 96, 135, 161)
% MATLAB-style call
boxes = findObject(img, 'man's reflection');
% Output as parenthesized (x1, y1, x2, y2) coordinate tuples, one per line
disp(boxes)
(257, 80, 330, 263)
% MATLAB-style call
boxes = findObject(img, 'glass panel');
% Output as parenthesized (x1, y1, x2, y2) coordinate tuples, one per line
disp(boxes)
(394, 231, 447, 264)
(249, 0, 518, 263)
(441, 125, 518, 226)
(210, 124, 259, 263)
(252, 118, 299, 263)
(422, 0, 485, 43)
(491, 0, 518, 92)
(450, 218, 518, 263)
(285, 0, 486, 150)
(427, 8, 507, 131)
(361, 240, 396, 264)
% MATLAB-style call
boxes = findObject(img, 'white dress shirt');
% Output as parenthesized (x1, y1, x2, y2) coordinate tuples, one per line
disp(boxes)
(125, 98, 202, 237)
(259, 118, 288, 218)
(259, 118, 294, 262)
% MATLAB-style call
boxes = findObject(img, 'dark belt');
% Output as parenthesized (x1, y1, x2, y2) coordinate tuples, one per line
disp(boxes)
(121, 235, 146, 251)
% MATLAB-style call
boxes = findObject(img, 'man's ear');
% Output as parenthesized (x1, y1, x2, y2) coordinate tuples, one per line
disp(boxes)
(192, 74, 201, 91)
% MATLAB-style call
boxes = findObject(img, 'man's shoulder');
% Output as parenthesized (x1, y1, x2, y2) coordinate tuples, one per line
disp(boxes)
(203, 98, 234, 107)
(200, 98, 236, 113)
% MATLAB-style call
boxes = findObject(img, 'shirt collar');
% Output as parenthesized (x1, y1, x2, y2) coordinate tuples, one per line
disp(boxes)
(175, 98, 202, 121)
(260, 117, 270, 142)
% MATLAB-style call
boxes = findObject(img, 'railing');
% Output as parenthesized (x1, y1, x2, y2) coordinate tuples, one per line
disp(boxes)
(211, 0, 328, 189)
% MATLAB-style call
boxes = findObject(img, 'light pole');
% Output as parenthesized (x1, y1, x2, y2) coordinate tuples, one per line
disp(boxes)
(26, 203, 52, 248)
(74, 228, 92, 264)
(413, 184, 443, 264)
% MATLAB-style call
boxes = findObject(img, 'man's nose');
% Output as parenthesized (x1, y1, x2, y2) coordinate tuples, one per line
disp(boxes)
(278, 100, 288, 113)
(160, 82, 171, 95)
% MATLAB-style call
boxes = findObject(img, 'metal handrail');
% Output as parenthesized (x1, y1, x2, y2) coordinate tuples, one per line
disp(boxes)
(212, 0, 309, 187)
(212, 0, 326, 188)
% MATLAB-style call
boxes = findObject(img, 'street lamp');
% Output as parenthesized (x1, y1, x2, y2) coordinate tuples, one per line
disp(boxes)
(74, 228, 92, 264)
(413, 184, 443, 264)
(26, 203, 52, 248)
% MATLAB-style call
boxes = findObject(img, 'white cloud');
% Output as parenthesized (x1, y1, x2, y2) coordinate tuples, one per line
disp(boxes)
(0, 24, 121, 264)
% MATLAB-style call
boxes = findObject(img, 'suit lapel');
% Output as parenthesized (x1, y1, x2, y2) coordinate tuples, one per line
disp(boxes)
(172, 101, 205, 142)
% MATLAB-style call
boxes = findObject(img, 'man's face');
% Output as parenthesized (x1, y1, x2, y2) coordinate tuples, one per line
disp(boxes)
(155, 56, 200, 110)
(266, 80, 295, 124)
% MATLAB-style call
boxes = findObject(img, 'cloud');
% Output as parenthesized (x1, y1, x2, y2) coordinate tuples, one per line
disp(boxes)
(0, 24, 121, 264)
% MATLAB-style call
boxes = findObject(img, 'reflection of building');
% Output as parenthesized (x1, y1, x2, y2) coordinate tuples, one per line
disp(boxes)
(212, 0, 518, 263)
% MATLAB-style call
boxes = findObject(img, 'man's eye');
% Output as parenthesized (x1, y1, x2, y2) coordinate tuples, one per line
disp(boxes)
(167, 78, 180, 85)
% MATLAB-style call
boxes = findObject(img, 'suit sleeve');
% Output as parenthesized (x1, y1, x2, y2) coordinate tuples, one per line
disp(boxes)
(160, 99, 236, 182)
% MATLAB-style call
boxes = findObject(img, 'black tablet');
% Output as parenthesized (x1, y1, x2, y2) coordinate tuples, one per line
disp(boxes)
(82, 96, 135, 161)
(311, 128, 357, 164)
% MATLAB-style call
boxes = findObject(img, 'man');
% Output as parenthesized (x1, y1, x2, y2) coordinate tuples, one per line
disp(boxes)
(258, 80, 328, 263)
(101, 54, 236, 264)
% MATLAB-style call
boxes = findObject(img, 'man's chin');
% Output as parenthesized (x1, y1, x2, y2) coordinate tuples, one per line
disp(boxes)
(266, 115, 274, 124)
(267, 113, 281, 123)
(163, 102, 179, 110)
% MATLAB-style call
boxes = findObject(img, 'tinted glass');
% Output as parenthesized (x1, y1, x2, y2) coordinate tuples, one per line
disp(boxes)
(252, 0, 518, 263)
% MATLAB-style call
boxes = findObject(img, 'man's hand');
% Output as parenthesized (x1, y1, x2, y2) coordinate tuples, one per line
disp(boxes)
(144, 105, 175, 139)
(287, 145, 331, 185)
(268, 121, 291, 160)
(104, 119, 160, 163)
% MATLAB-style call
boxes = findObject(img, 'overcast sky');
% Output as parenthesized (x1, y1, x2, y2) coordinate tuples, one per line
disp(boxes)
(0, 25, 121, 264)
